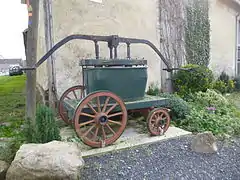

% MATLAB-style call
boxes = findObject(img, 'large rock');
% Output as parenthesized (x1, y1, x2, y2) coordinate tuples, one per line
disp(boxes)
(6, 141, 84, 180)
(0, 160, 9, 180)
(191, 131, 218, 153)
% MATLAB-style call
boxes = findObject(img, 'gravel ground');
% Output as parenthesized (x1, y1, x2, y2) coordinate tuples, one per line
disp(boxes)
(80, 135, 240, 180)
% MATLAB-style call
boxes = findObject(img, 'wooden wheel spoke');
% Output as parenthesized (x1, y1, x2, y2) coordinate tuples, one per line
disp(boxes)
(73, 90, 78, 99)
(93, 127, 99, 140)
(159, 113, 164, 119)
(87, 103, 97, 114)
(106, 124, 116, 135)
(96, 97, 101, 112)
(80, 112, 95, 118)
(106, 103, 118, 115)
(80, 90, 84, 98)
(101, 126, 106, 140)
(108, 112, 123, 118)
(150, 119, 156, 123)
(160, 117, 167, 121)
(83, 124, 95, 137)
(102, 97, 111, 113)
(65, 96, 71, 100)
(108, 119, 122, 126)
(79, 119, 95, 127)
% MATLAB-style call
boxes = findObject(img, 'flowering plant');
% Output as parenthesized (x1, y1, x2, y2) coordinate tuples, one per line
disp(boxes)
(206, 106, 216, 113)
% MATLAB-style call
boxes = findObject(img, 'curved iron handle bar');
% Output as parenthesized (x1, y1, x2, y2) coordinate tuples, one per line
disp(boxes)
(22, 34, 173, 70)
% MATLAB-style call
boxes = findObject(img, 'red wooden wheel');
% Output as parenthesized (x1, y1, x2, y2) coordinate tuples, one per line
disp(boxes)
(74, 91, 127, 148)
(147, 108, 171, 136)
(58, 85, 85, 124)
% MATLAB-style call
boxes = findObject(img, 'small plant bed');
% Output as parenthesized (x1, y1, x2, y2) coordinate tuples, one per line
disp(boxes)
(147, 64, 240, 139)
(176, 90, 240, 139)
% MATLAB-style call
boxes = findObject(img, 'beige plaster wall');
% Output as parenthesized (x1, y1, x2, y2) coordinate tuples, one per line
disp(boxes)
(36, 0, 162, 97)
(209, 0, 239, 77)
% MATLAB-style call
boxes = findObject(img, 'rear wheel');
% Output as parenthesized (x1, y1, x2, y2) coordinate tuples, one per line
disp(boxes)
(147, 108, 171, 136)
(58, 85, 85, 125)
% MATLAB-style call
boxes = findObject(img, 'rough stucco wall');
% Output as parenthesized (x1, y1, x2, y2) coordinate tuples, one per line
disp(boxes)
(36, 0, 162, 97)
(36, 0, 48, 92)
(209, 0, 239, 77)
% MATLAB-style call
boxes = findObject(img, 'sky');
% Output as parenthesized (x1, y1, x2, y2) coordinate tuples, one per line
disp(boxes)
(0, 0, 28, 59)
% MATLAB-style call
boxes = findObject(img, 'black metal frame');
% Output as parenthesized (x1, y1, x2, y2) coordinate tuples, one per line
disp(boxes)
(22, 34, 173, 71)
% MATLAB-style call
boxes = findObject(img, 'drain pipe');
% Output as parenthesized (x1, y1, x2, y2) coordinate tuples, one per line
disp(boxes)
(43, 0, 57, 108)
(235, 13, 240, 76)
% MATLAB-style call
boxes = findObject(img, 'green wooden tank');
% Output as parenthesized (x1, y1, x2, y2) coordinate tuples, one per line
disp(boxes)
(80, 59, 148, 102)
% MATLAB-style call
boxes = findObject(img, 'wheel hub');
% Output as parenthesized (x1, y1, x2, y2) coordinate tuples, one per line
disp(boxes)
(96, 113, 108, 125)
(155, 118, 164, 127)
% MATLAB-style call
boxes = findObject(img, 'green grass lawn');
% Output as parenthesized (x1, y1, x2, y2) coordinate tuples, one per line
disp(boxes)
(0, 75, 26, 137)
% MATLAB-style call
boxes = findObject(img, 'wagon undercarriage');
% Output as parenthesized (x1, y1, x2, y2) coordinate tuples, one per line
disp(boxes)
(59, 86, 171, 148)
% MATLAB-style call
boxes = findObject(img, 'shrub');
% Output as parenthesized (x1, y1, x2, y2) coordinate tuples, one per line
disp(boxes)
(23, 104, 61, 143)
(213, 71, 235, 94)
(218, 71, 229, 83)
(160, 93, 190, 119)
(146, 82, 160, 96)
(227, 80, 235, 93)
(176, 89, 240, 137)
(212, 80, 235, 94)
(233, 76, 240, 91)
(212, 80, 227, 94)
(190, 89, 231, 114)
(178, 105, 240, 136)
(172, 64, 214, 97)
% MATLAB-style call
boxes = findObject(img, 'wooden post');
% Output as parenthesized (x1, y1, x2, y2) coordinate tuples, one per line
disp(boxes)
(43, 0, 57, 109)
(25, 0, 39, 123)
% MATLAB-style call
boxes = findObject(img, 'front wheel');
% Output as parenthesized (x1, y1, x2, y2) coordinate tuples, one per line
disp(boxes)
(73, 91, 128, 148)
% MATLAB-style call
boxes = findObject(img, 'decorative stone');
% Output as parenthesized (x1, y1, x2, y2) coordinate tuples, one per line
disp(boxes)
(191, 131, 218, 153)
(6, 141, 84, 180)
(0, 160, 9, 180)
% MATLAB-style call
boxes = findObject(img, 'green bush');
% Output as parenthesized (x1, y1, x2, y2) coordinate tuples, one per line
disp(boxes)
(212, 71, 235, 94)
(176, 89, 240, 137)
(218, 71, 229, 83)
(212, 80, 227, 94)
(178, 106, 240, 136)
(172, 64, 214, 97)
(234, 76, 240, 91)
(160, 93, 190, 119)
(213, 80, 235, 94)
(146, 83, 160, 96)
(23, 104, 61, 143)
(190, 89, 231, 114)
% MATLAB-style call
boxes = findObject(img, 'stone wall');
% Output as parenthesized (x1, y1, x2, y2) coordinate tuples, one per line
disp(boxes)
(36, 0, 163, 97)
(209, 0, 240, 77)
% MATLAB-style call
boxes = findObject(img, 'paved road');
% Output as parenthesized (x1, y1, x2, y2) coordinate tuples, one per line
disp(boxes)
(80, 135, 240, 180)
